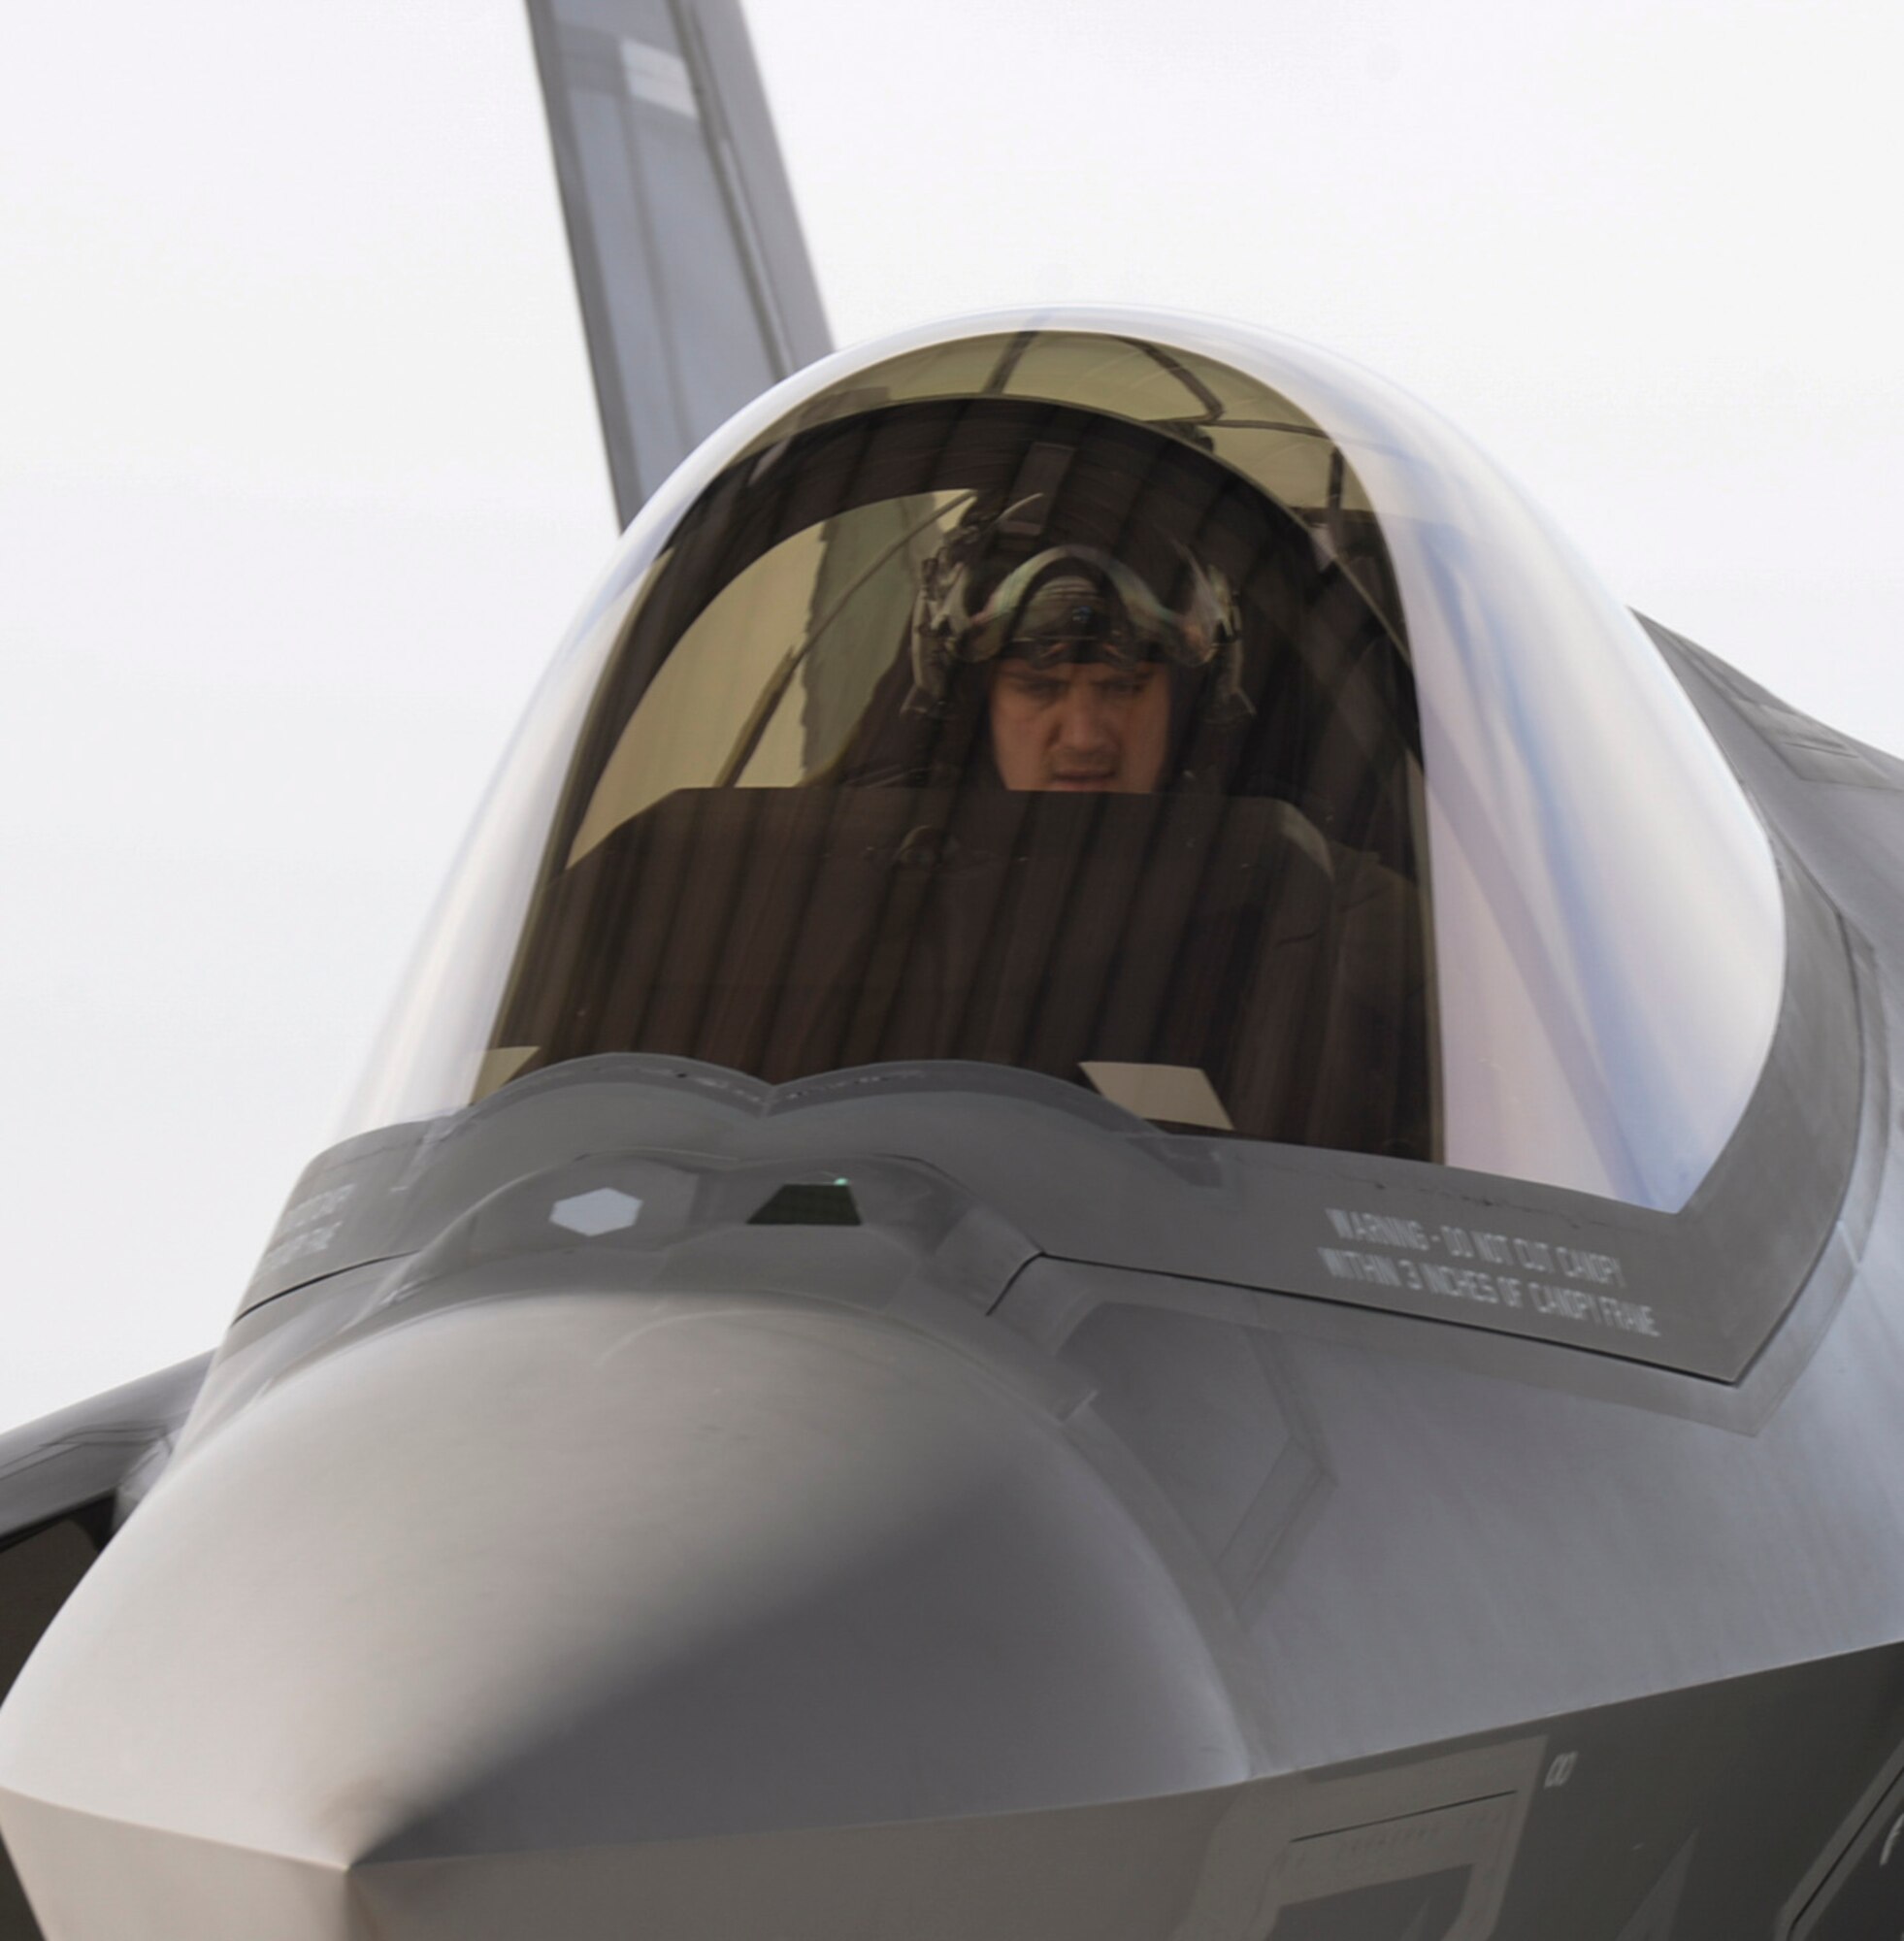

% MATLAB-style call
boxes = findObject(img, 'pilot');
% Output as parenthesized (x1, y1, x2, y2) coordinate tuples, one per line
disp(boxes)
(905, 502, 1255, 795)
(831, 498, 1254, 794)
(980, 566, 1175, 792)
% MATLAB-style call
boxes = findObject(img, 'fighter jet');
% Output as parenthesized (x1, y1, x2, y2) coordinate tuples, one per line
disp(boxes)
(2, 5, 1902, 1939)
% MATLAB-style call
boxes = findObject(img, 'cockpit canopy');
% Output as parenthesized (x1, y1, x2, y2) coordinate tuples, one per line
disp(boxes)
(345, 313, 1783, 1212)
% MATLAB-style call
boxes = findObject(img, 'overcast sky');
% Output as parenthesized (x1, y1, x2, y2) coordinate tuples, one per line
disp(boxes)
(2, 0, 1900, 1431)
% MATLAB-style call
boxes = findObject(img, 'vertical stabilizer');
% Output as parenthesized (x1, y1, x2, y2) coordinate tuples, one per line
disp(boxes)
(525, 0, 833, 524)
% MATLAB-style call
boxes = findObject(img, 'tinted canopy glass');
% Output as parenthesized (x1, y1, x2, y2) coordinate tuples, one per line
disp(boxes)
(490, 394, 1430, 1154)
(345, 314, 1783, 1211)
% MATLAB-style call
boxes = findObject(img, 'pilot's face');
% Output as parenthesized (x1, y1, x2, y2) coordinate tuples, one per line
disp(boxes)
(987, 659, 1171, 792)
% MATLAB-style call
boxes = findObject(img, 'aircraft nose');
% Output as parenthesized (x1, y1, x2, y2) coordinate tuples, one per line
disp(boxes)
(0, 1288, 1250, 1939)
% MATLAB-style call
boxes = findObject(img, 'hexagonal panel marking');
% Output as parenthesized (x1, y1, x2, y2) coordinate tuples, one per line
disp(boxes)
(548, 1188, 643, 1237)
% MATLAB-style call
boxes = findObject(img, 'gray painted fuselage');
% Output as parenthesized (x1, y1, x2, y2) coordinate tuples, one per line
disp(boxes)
(0, 625, 1899, 1939)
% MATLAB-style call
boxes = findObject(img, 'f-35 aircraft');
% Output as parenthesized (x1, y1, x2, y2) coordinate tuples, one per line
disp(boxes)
(3, 6, 1903, 1939)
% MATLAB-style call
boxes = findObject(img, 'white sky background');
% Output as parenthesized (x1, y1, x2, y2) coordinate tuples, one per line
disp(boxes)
(1, 0, 1900, 1432)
